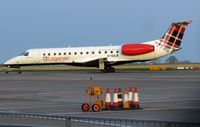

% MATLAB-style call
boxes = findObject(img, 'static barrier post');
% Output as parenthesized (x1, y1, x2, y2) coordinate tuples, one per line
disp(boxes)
(65, 117, 71, 127)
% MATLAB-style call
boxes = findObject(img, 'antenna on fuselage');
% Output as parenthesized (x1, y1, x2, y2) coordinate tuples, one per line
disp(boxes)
(65, 41, 71, 48)
(67, 44, 70, 48)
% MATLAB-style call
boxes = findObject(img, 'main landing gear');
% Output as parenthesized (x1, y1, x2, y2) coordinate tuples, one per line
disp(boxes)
(16, 70, 22, 74)
(102, 66, 115, 73)
(4, 67, 22, 74)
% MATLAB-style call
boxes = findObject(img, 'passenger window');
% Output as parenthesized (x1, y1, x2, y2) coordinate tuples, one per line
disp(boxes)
(99, 51, 101, 54)
(80, 52, 83, 55)
(86, 52, 89, 54)
(59, 53, 61, 55)
(74, 52, 77, 55)
(69, 52, 71, 55)
(43, 53, 46, 56)
(92, 51, 95, 54)
(105, 51, 107, 54)
(110, 51, 113, 54)
(54, 53, 56, 56)
(64, 52, 66, 55)
(48, 53, 51, 56)
(116, 51, 119, 53)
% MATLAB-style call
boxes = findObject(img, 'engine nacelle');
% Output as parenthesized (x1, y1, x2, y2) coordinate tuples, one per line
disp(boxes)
(121, 44, 154, 55)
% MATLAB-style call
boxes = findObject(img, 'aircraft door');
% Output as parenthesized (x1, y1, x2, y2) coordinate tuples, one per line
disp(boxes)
(22, 50, 38, 64)
(26, 51, 34, 64)
(33, 49, 39, 64)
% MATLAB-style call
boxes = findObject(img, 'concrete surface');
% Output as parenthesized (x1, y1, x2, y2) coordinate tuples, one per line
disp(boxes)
(0, 70, 199, 122)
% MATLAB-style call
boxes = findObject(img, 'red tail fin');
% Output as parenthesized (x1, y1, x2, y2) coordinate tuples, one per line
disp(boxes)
(161, 20, 192, 51)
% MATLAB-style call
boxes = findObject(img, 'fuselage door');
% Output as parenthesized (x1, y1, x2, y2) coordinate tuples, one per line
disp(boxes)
(33, 49, 39, 63)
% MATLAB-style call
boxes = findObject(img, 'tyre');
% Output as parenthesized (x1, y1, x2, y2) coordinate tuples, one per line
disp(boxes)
(92, 104, 100, 112)
(17, 71, 22, 74)
(103, 67, 115, 73)
(81, 103, 90, 112)
(109, 67, 115, 72)
(103, 67, 109, 73)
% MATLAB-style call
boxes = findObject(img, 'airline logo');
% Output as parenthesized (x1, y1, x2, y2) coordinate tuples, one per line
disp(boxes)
(43, 57, 69, 62)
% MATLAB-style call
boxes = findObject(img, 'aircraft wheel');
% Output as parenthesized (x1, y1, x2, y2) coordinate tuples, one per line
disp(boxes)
(92, 104, 100, 112)
(5, 71, 9, 74)
(109, 67, 115, 72)
(103, 67, 109, 73)
(16, 70, 22, 74)
(82, 103, 90, 112)
(103, 67, 115, 73)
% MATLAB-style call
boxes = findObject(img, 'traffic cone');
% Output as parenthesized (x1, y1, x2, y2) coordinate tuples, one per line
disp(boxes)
(117, 88, 123, 107)
(123, 88, 130, 109)
(132, 87, 140, 109)
(128, 87, 133, 105)
(112, 88, 119, 110)
(105, 88, 111, 109)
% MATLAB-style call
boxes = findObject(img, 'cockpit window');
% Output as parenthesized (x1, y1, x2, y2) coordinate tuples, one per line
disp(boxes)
(20, 52, 29, 56)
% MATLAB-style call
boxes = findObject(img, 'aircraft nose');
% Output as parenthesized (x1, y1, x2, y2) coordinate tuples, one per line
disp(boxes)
(4, 59, 14, 65)
(4, 57, 19, 65)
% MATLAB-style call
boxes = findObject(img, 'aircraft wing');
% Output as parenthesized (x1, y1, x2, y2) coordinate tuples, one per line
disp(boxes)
(66, 58, 108, 68)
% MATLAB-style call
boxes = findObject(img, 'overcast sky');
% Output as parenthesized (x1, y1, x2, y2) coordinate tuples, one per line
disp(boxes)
(0, 0, 199, 63)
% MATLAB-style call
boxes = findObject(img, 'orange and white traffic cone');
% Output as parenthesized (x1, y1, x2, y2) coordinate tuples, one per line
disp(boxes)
(128, 87, 133, 105)
(105, 88, 111, 109)
(123, 88, 130, 109)
(118, 88, 123, 107)
(112, 88, 119, 110)
(132, 87, 140, 109)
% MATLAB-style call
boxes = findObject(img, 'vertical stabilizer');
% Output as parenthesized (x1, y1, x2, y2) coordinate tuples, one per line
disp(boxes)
(158, 20, 192, 53)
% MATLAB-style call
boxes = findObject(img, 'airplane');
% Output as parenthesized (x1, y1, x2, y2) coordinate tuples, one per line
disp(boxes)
(3, 20, 192, 73)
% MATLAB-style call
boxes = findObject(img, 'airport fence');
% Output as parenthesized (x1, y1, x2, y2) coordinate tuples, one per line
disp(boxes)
(0, 112, 199, 127)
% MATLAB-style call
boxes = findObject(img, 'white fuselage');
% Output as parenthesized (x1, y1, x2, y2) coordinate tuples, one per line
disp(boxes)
(4, 39, 170, 67)
(4, 20, 192, 73)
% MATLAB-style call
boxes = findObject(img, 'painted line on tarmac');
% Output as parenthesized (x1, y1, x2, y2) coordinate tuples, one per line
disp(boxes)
(142, 106, 200, 111)
(0, 104, 80, 109)
(153, 75, 200, 78)
(48, 112, 84, 115)
(142, 98, 200, 103)
(5, 106, 200, 116)
(143, 86, 200, 90)
(48, 106, 200, 116)
(0, 111, 20, 113)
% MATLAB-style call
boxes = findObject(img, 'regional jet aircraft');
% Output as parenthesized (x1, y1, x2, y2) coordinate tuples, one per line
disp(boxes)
(4, 20, 192, 73)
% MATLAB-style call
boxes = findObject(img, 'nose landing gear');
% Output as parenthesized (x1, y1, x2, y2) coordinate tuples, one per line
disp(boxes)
(3, 67, 22, 74)
(102, 66, 115, 73)
(16, 70, 22, 74)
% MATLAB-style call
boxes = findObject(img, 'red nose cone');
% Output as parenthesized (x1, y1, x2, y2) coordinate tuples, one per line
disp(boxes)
(121, 44, 154, 55)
